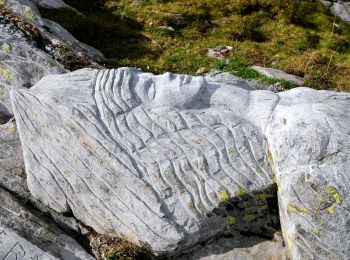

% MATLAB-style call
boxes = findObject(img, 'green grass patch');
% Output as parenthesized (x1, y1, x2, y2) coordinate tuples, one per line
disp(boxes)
(39, 0, 350, 92)
(215, 58, 297, 89)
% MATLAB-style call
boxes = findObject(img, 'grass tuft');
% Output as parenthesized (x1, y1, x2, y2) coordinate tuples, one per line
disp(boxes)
(215, 58, 298, 89)
(39, 0, 350, 92)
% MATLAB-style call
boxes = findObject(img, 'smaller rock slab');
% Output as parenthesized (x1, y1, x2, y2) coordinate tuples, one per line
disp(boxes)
(0, 186, 93, 259)
(251, 66, 304, 86)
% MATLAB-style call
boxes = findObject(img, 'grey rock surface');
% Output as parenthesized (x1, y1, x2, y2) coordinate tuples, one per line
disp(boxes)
(4, 0, 105, 62)
(251, 66, 304, 86)
(205, 70, 253, 90)
(0, 14, 66, 114)
(11, 67, 350, 258)
(0, 186, 94, 259)
(265, 88, 350, 259)
(0, 3, 103, 257)
(0, 113, 93, 259)
(0, 120, 28, 198)
(321, 0, 350, 23)
(205, 70, 285, 93)
(12, 68, 277, 254)
(31, 0, 68, 9)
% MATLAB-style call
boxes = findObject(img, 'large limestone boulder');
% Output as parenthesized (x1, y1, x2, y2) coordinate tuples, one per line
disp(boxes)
(11, 68, 350, 258)
(266, 88, 350, 259)
(11, 68, 277, 255)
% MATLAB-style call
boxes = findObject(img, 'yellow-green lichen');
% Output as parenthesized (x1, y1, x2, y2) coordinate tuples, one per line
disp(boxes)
(219, 190, 230, 201)
(24, 6, 36, 20)
(288, 204, 308, 214)
(1, 44, 11, 53)
(256, 193, 274, 200)
(267, 143, 275, 167)
(324, 187, 341, 204)
(65, 40, 73, 47)
(228, 148, 235, 156)
(288, 204, 299, 214)
(275, 177, 282, 192)
(5, 125, 17, 133)
(235, 188, 246, 197)
(315, 195, 324, 202)
(0, 67, 13, 81)
(312, 227, 321, 234)
(227, 216, 237, 225)
(9, 125, 17, 133)
(26, 12, 35, 20)
(0, 90, 4, 97)
(299, 206, 309, 213)
(244, 214, 256, 223)
(326, 206, 335, 215)
(44, 60, 53, 67)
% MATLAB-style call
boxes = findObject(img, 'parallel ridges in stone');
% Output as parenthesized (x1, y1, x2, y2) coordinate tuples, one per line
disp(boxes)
(12, 68, 276, 253)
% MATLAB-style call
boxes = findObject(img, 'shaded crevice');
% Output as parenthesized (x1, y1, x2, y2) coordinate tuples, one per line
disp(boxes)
(213, 183, 280, 239)
(0, 114, 12, 125)
(168, 184, 282, 259)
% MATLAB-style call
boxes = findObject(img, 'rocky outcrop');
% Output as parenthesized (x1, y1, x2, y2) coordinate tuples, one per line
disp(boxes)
(0, 9, 66, 114)
(0, 186, 93, 259)
(321, 0, 350, 23)
(4, 0, 105, 62)
(11, 68, 350, 258)
(0, 1, 109, 258)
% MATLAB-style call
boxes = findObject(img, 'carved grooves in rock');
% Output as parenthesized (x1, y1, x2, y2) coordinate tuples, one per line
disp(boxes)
(12, 68, 277, 254)
(92, 69, 276, 246)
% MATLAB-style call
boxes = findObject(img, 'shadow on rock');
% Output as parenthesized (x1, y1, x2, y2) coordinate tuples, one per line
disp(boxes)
(174, 184, 283, 259)
(39, 0, 158, 66)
